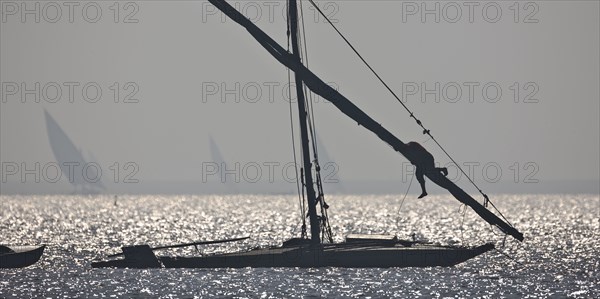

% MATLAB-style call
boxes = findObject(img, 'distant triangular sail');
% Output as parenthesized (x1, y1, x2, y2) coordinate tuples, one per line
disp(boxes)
(44, 110, 104, 193)
(315, 133, 343, 192)
(209, 135, 238, 193)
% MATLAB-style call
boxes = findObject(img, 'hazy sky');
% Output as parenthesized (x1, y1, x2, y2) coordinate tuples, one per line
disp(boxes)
(1, 1, 598, 193)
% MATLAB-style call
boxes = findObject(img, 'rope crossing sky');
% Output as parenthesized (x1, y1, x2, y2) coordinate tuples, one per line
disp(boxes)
(304, 0, 513, 226)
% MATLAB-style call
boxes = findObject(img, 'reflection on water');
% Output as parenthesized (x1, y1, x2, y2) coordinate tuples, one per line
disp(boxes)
(1, 194, 598, 298)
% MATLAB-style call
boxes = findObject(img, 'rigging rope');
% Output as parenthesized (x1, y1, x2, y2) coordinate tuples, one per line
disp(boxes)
(494, 247, 524, 266)
(305, 0, 513, 227)
(299, 0, 333, 242)
(299, 1, 320, 160)
(286, 2, 306, 238)
(460, 204, 467, 244)
(297, 1, 321, 167)
(395, 171, 414, 230)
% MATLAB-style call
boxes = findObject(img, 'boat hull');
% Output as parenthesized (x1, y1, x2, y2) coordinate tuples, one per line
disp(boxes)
(161, 243, 494, 268)
(93, 242, 494, 269)
(0, 245, 45, 268)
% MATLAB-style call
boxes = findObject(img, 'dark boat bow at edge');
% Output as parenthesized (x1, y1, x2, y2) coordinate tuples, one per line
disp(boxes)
(0, 245, 45, 268)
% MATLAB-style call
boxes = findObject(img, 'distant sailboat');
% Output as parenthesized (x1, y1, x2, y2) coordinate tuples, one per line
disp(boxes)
(314, 133, 344, 193)
(44, 110, 105, 194)
(93, 0, 523, 268)
(208, 135, 239, 193)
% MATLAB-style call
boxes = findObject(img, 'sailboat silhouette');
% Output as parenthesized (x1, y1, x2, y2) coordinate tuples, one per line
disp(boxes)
(92, 0, 523, 268)
(314, 133, 344, 193)
(44, 109, 105, 194)
(208, 135, 239, 193)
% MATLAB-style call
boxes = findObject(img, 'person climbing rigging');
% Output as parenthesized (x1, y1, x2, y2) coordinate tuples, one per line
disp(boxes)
(405, 141, 448, 199)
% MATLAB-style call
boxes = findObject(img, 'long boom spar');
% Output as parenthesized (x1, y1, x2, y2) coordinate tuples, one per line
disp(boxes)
(208, 0, 524, 242)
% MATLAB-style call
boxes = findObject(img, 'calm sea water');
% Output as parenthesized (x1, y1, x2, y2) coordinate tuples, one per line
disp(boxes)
(1, 194, 598, 298)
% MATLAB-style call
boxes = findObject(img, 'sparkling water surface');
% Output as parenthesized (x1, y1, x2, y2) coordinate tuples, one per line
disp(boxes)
(1, 194, 598, 298)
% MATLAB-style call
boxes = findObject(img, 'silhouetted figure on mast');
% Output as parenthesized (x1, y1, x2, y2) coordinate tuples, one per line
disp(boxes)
(406, 142, 448, 199)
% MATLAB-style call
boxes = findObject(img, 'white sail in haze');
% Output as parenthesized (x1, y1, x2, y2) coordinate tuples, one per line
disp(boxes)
(44, 109, 105, 194)
(209, 135, 238, 193)
(315, 133, 344, 193)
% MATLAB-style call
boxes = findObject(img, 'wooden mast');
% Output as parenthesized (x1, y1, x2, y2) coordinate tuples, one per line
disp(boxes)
(288, 0, 321, 244)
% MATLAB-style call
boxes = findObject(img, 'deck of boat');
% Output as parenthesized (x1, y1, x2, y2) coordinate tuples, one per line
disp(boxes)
(92, 240, 494, 268)
(161, 242, 493, 268)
